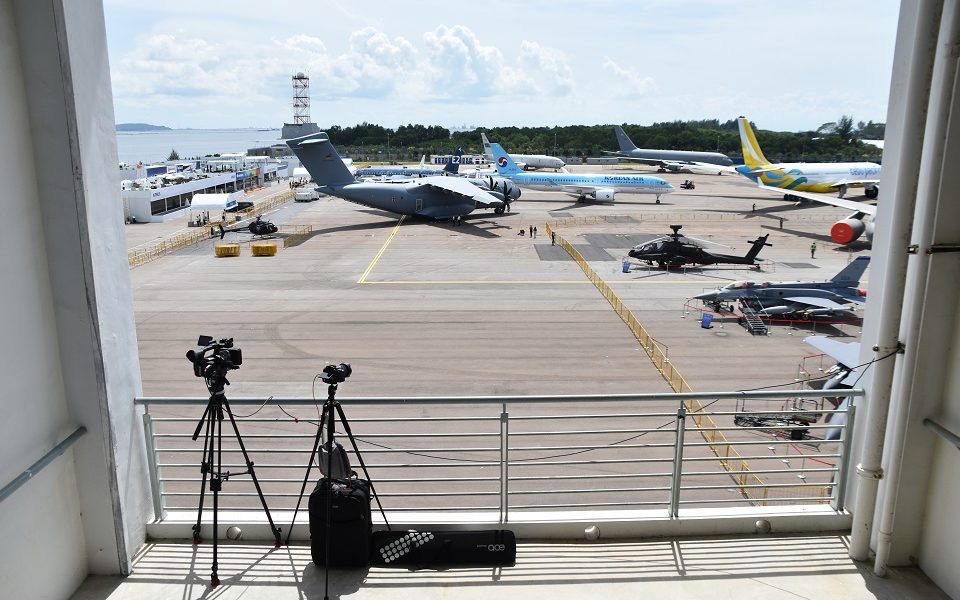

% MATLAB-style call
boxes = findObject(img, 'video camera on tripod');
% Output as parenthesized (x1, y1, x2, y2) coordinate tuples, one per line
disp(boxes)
(186, 335, 242, 380)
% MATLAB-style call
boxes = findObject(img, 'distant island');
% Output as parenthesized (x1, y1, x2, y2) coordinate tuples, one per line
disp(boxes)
(116, 123, 171, 132)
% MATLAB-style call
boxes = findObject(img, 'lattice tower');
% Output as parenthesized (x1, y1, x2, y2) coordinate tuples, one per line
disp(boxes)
(292, 72, 310, 125)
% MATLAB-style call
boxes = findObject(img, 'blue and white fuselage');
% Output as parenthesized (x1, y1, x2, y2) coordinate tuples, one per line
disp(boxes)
(487, 141, 674, 203)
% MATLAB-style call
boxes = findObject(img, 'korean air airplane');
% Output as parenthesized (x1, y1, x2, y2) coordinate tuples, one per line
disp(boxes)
(487, 140, 674, 203)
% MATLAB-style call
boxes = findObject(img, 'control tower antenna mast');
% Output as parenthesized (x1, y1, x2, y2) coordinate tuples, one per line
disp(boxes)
(293, 72, 310, 125)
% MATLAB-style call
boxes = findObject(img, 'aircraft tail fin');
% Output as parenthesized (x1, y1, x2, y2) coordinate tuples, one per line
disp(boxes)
(487, 141, 523, 176)
(737, 117, 773, 169)
(745, 233, 772, 261)
(613, 125, 639, 153)
(442, 146, 464, 175)
(418, 155, 426, 168)
(831, 256, 870, 285)
(481, 133, 494, 160)
(286, 133, 356, 187)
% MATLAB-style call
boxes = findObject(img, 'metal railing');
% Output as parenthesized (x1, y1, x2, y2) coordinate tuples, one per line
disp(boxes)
(136, 390, 860, 522)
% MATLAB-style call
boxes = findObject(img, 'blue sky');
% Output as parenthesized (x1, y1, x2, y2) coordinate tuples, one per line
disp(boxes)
(103, 0, 901, 132)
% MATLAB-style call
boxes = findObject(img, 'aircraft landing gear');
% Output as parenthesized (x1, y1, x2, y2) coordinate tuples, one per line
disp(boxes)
(655, 195, 661, 204)
(576, 195, 586, 203)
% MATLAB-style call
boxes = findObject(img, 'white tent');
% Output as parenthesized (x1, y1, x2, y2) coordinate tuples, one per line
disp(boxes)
(189, 192, 240, 214)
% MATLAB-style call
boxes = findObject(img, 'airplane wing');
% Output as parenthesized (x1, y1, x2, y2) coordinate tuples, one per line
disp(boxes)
(559, 185, 602, 196)
(831, 178, 881, 187)
(804, 336, 861, 368)
(784, 296, 862, 309)
(757, 183, 878, 215)
(417, 176, 504, 209)
(613, 156, 736, 175)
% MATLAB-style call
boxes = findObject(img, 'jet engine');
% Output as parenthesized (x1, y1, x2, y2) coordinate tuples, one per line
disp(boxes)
(865, 184, 879, 199)
(830, 216, 874, 245)
(486, 176, 521, 201)
(592, 188, 615, 201)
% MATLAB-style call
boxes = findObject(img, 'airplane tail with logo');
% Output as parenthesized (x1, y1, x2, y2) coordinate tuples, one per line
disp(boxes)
(487, 141, 524, 176)
(737, 117, 774, 170)
(613, 125, 640, 153)
(286, 133, 356, 187)
(831, 256, 870, 285)
(442, 146, 464, 175)
(745, 233, 772, 261)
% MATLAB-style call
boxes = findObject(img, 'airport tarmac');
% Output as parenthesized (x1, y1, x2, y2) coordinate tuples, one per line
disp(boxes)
(129, 166, 868, 512)
(131, 165, 869, 397)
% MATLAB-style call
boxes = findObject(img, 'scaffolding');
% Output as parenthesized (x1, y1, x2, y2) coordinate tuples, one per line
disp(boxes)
(292, 72, 310, 125)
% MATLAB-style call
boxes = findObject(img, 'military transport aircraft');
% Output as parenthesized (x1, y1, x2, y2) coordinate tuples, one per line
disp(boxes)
(694, 256, 869, 319)
(287, 133, 505, 219)
(604, 125, 736, 175)
(627, 225, 770, 269)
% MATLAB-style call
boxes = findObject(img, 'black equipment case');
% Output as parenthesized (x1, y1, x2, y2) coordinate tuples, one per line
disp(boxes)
(309, 477, 372, 567)
(371, 529, 516, 568)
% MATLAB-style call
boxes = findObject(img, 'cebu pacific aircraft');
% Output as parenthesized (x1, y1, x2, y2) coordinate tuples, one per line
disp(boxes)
(736, 116, 880, 199)
(487, 139, 674, 203)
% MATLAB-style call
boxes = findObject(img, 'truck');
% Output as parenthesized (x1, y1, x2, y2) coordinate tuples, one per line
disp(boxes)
(295, 186, 321, 202)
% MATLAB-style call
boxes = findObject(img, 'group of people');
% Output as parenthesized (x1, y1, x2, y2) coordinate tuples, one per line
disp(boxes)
(518, 225, 539, 238)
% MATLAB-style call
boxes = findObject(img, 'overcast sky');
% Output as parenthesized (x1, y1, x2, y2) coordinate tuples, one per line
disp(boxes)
(103, 0, 901, 132)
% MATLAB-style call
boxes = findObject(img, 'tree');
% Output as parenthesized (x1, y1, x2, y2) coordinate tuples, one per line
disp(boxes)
(167, 149, 180, 161)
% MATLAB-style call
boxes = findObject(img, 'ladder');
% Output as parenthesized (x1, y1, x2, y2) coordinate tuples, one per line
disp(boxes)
(739, 305, 769, 335)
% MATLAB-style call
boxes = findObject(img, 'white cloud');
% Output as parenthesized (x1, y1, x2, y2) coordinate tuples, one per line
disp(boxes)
(601, 58, 657, 97)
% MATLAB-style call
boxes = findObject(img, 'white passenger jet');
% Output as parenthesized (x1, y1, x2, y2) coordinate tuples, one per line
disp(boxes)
(481, 133, 564, 170)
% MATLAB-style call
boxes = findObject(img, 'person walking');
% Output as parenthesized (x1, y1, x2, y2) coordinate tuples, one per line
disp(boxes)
(810, 242, 817, 259)
(529, 226, 533, 238)
(551, 231, 556, 246)
(533, 226, 538, 238)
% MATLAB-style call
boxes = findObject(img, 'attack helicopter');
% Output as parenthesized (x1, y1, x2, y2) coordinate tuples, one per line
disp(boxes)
(627, 225, 771, 269)
(218, 214, 279, 239)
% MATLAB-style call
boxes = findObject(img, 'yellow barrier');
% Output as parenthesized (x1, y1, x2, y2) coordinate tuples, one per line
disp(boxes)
(214, 243, 240, 257)
(251, 242, 277, 256)
(282, 225, 313, 248)
(544, 220, 836, 505)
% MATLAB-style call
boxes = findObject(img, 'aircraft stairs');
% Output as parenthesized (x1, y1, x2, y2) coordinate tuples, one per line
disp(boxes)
(739, 304, 769, 335)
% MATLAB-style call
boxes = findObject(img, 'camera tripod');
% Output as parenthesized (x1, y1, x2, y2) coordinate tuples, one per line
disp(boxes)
(286, 367, 389, 600)
(191, 375, 282, 587)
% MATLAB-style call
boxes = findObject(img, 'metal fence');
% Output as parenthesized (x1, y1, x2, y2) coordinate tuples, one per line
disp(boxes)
(136, 390, 859, 522)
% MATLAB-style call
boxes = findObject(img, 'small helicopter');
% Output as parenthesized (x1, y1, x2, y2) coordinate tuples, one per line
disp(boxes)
(627, 225, 771, 269)
(218, 215, 279, 239)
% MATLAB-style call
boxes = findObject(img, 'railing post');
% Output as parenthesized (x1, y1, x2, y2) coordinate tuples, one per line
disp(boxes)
(500, 403, 510, 524)
(142, 409, 163, 519)
(833, 403, 856, 511)
(670, 405, 687, 518)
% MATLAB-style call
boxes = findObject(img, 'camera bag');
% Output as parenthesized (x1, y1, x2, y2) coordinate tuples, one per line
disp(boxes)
(309, 476, 372, 567)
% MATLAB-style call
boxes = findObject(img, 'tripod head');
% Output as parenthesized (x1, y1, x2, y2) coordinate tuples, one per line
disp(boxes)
(186, 335, 242, 389)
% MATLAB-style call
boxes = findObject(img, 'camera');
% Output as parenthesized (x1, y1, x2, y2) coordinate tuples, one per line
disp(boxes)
(319, 362, 352, 384)
(186, 335, 242, 379)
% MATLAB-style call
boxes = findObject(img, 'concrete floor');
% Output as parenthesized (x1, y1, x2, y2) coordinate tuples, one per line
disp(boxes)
(72, 535, 950, 600)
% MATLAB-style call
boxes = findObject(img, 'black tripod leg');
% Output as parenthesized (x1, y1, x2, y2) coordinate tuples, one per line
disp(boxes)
(222, 398, 283, 546)
(284, 402, 328, 546)
(211, 407, 222, 587)
(193, 403, 215, 544)
(324, 390, 336, 600)
(334, 403, 390, 530)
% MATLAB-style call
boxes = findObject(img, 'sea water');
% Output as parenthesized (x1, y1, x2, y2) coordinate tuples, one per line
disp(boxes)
(116, 129, 283, 165)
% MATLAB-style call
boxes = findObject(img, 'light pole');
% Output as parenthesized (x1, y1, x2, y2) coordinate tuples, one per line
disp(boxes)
(387, 132, 391, 164)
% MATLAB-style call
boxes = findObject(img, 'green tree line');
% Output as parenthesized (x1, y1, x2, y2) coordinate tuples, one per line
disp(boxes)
(322, 116, 884, 164)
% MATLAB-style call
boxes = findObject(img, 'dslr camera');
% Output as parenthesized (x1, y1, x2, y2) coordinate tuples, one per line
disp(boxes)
(186, 335, 242, 379)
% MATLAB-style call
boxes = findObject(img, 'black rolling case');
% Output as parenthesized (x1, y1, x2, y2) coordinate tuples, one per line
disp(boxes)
(309, 477, 372, 567)
(371, 529, 516, 568)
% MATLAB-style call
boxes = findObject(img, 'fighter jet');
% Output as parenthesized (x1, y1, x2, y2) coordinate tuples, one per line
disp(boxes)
(694, 256, 869, 319)
(287, 133, 504, 219)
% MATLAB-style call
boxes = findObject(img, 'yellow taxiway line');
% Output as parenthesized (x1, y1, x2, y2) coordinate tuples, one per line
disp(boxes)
(357, 216, 405, 284)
